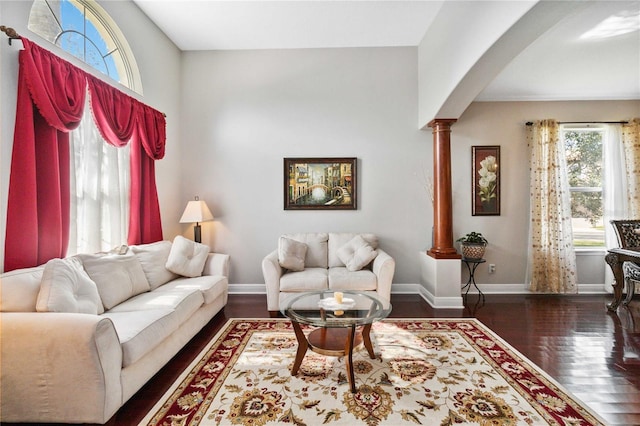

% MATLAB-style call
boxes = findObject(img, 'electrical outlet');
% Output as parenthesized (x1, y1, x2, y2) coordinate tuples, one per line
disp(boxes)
(488, 264, 496, 273)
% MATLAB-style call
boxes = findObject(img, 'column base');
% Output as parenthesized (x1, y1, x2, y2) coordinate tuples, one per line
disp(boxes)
(427, 248, 461, 259)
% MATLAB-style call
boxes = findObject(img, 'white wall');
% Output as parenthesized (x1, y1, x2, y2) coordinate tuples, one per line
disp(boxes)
(0, 0, 182, 271)
(179, 47, 431, 285)
(179, 46, 639, 290)
(451, 100, 640, 288)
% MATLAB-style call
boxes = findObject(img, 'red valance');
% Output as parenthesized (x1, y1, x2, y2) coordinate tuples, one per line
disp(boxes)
(87, 76, 136, 147)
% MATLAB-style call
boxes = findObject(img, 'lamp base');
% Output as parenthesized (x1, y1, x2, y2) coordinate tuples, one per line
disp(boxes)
(194, 224, 202, 243)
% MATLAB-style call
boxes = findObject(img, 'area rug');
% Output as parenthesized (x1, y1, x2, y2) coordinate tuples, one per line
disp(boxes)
(140, 319, 605, 426)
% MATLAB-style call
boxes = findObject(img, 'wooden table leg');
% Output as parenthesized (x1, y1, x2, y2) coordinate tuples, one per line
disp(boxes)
(362, 323, 375, 359)
(344, 325, 357, 393)
(290, 320, 308, 376)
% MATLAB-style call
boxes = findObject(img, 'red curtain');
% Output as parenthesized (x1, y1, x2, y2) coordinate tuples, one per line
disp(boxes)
(4, 39, 166, 271)
(88, 76, 165, 245)
(4, 38, 85, 271)
(129, 104, 166, 245)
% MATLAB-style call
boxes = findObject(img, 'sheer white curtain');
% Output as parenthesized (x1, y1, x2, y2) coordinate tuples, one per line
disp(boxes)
(68, 99, 130, 255)
(526, 120, 577, 293)
(603, 124, 626, 291)
(603, 119, 640, 289)
(622, 119, 640, 217)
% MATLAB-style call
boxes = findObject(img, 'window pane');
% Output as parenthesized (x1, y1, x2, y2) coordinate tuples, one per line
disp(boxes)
(565, 130, 603, 187)
(570, 191, 605, 247)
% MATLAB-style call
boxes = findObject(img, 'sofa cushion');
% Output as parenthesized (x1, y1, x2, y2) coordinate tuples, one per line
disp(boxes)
(278, 237, 307, 271)
(166, 236, 210, 278)
(36, 257, 104, 314)
(130, 241, 179, 290)
(102, 309, 171, 367)
(0, 265, 45, 312)
(280, 268, 328, 291)
(79, 252, 150, 310)
(328, 267, 377, 291)
(282, 233, 329, 268)
(328, 233, 379, 268)
(158, 275, 228, 305)
(337, 235, 378, 271)
(103, 288, 204, 366)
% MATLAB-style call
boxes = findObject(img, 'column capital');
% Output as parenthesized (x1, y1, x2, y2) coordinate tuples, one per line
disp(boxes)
(428, 118, 457, 130)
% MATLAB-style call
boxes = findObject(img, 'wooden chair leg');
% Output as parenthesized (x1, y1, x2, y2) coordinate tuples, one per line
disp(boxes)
(625, 278, 636, 305)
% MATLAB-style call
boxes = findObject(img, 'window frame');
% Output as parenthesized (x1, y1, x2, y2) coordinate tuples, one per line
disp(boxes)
(562, 124, 606, 250)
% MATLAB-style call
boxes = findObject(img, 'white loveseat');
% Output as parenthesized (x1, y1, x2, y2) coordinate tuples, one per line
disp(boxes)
(262, 232, 395, 316)
(0, 237, 229, 424)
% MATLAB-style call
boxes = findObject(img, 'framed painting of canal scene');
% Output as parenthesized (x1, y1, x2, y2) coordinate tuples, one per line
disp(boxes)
(284, 157, 357, 210)
(472, 146, 500, 216)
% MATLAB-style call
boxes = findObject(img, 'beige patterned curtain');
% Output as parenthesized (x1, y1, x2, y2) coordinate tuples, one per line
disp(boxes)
(622, 118, 640, 217)
(526, 120, 577, 293)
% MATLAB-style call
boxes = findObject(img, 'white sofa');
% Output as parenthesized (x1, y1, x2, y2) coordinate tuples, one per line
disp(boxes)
(0, 237, 229, 424)
(262, 232, 395, 316)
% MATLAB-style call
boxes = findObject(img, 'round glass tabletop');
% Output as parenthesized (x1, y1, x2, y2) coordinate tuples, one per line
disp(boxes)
(280, 290, 391, 328)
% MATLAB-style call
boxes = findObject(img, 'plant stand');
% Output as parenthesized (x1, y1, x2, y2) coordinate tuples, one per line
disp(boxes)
(462, 258, 486, 301)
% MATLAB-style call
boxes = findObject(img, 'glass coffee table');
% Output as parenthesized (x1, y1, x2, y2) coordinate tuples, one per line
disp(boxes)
(280, 290, 391, 392)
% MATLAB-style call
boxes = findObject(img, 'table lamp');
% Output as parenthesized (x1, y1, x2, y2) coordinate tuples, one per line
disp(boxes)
(179, 196, 214, 243)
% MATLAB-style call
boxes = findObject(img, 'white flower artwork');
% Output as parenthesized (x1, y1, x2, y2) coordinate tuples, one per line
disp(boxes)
(472, 146, 500, 215)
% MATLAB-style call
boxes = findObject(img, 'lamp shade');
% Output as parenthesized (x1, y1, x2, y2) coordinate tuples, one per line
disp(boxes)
(179, 197, 214, 224)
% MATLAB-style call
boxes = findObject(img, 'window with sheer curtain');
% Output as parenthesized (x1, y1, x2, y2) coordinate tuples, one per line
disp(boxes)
(4, 37, 165, 272)
(527, 119, 640, 293)
(27, 0, 139, 256)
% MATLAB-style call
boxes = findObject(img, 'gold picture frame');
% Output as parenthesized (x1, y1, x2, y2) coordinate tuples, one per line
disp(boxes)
(284, 157, 357, 210)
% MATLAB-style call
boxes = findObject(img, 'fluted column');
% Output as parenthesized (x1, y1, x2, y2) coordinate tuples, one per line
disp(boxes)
(427, 119, 460, 259)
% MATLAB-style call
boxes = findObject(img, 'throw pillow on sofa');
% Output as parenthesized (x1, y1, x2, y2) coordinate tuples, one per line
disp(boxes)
(337, 235, 378, 272)
(36, 257, 104, 314)
(78, 252, 150, 310)
(165, 236, 210, 277)
(131, 240, 179, 290)
(278, 236, 307, 271)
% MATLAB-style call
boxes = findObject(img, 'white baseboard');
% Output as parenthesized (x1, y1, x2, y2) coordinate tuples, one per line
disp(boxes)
(227, 283, 609, 296)
(464, 283, 608, 294)
(229, 284, 266, 294)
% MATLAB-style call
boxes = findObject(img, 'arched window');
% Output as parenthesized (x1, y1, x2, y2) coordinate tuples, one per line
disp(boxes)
(28, 0, 142, 93)
(25, 0, 144, 255)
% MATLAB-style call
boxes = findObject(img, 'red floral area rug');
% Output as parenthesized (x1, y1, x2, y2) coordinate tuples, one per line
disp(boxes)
(140, 319, 605, 426)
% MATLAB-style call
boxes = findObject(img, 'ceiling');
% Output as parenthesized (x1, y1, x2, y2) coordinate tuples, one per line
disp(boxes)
(133, 0, 640, 102)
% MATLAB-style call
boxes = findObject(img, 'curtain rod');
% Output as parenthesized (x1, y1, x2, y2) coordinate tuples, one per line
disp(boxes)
(526, 120, 628, 126)
(1, 25, 167, 118)
(1, 26, 21, 45)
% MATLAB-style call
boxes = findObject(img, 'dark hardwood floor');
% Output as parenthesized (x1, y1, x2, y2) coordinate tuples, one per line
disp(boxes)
(5, 293, 640, 425)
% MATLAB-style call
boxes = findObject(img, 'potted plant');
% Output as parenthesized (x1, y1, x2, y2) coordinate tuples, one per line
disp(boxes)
(456, 232, 488, 260)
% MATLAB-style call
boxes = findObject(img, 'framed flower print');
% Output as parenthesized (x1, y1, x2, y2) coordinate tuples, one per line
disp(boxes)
(472, 146, 500, 216)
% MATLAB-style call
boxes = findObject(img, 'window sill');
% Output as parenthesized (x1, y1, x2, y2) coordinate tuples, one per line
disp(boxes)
(575, 247, 606, 255)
